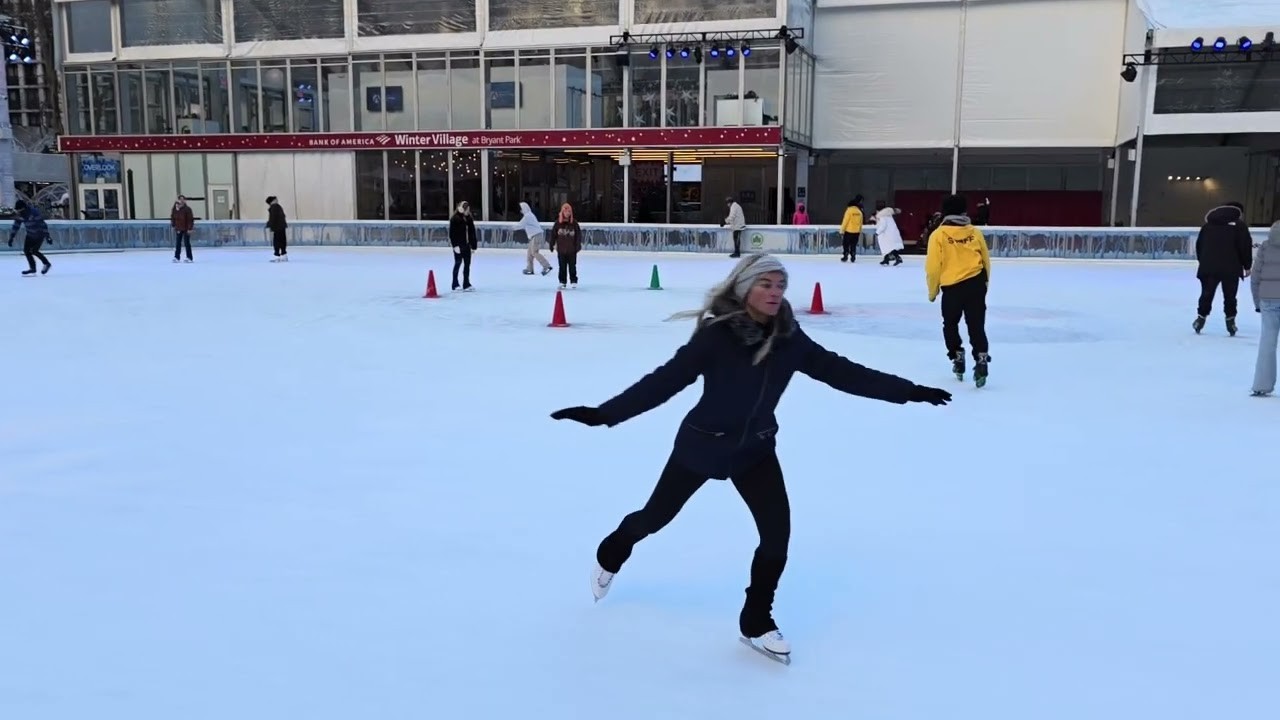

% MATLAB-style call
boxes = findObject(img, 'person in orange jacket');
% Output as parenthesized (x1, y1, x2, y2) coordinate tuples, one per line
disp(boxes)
(926, 194, 992, 386)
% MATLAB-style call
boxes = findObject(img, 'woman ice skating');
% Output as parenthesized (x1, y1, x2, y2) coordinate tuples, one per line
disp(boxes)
(517, 201, 552, 276)
(549, 203, 582, 289)
(549, 253, 952, 663)
(8, 199, 51, 276)
(449, 200, 478, 291)
(873, 200, 905, 266)
(1250, 220, 1280, 396)
(266, 196, 289, 262)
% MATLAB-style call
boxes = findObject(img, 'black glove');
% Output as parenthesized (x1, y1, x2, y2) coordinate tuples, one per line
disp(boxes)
(909, 385, 952, 406)
(550, 406, 607, 427)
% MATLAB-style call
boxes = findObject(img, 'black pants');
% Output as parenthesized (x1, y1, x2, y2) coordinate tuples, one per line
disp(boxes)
(271, 229, 288, 256)
(941, 271, 989, 358)
(557, 253, 578, 285)
(452, 248, 472, 288)
(174, 231, 192, 260)
(1198, 275, 1240, 318)
(23, 236, 49, 272)
(596, 452, 790, 638)
(731, 229, 742, 256)
(842, 232, 859, 261)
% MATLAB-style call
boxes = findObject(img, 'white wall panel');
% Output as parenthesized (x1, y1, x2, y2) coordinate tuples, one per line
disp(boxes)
(237, 152, 356, 221)
(959, 0, 1127, 148)
(1114, 0, 1150, 146)
(237, 152, 296, 220)
(812, 2, 963, 149)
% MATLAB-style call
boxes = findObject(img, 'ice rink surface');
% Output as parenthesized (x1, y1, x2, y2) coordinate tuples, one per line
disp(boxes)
(1, 247, 1275, 720)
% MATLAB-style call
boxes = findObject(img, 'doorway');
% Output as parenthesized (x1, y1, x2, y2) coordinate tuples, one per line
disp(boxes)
(81, 184, 123, 220)
(207, 185, 236, 220)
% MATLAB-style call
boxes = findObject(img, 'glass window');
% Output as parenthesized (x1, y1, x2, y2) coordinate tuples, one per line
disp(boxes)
(321, 60, 351, 132)
(121, 0, 223, 47)
(633, 0, 774, 25)
(357, 0, 476, 35)
(231, 61, 260, 133)
(173, 65, 200, 132)
(665, 51, 701, 127)
(489, 0, 616, 30)
(260, 63, 288, 132)
(383, 55, 415, 132)
(233, 0, 344, 42)
(453, 150, 483, 217)
(553, 51, 588, 129)
(387, 150, 417, 220)
(416, 54, 449, 130)
(353, 57, 383, 131)
(705, 52, 739, 127)
(118, 66, 145, 134)
(355, 151, 385, 219)
(65, 71, 93, 134)
(289, 59, 319, 132)
(449, 55, 482, 130)
(1153, 62, 1280, 114)
(629, 50, 660, 128)
(518, 50, 551, 128)
(485, 52, 516, 130)
(91, 68, 119, 134)
(588, 48, 623, 128)
(743, 47, 780, 126)
(144, 66, 174, 134)
(200, 63, 232, 133)
(66, 1, 113, 54)
(419, 151, 450, 219)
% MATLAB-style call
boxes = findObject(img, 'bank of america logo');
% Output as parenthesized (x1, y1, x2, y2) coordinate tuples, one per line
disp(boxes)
(375, 134, 392, 145)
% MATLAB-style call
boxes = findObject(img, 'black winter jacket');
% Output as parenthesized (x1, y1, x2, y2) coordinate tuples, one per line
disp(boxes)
(1196, 205, 1254, 279)
(597, 297, 919, 479)
(449, 212, 477, 251)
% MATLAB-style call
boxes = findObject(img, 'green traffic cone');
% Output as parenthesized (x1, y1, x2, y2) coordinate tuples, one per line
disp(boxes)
(648, 264, 662, 290)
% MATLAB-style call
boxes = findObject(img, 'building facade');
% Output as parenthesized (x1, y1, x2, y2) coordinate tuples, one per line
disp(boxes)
(52, 0, 816, 224)
(4, 0, 70, 211)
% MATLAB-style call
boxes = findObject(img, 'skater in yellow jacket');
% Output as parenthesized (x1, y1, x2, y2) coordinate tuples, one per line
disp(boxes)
(926, 193, 992, 386)
(839, 196, 864, 262)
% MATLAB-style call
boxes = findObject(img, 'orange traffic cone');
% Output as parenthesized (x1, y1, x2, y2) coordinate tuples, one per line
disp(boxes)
(548, 290, 570, 327)
(807, 282, 828, 315)
(423, 270, 439, 299)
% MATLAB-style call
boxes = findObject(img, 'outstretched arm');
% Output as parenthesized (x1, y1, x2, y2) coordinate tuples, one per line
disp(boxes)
(796, 328, 918, 404)
(596, 327, 715, 426)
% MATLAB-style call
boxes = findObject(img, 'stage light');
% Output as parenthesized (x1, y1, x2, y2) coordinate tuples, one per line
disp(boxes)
(680, 47, 690, 59)
(665, 47, 674, 59)
(1191, 36, 1204, 51)
(1239, 36, 1253, 50)
(649, 45, 659, 59)
(1120, 63, 1137, 82)
(709, 46, 720, 58)
(725, 46, 736, 57)
(741, 43, 751, 56)
(1213, 36, 1227, 51)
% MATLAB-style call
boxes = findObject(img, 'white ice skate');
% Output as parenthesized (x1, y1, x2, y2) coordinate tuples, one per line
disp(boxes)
(590, 564, 614, 602)
(740, 630, 791, 665)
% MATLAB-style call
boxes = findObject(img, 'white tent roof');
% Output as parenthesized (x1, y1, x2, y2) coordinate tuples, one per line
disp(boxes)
(1138, 0, 1280, 28)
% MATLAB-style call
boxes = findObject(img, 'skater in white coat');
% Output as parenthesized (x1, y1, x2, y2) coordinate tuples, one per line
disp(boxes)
(516, 202, 552, 276)
(874, 200, 905, 266)
(548, 253, 952, 663)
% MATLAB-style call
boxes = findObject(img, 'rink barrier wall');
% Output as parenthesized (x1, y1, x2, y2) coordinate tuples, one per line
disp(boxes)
(7, 221, 1272, 260)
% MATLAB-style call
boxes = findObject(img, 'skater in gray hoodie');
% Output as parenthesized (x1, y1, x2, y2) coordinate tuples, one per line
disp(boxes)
(1250, 221, 1280, 396)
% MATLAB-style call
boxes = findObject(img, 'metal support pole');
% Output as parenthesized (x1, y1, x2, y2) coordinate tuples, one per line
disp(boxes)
(775, 151, 785, 224)
(1129, 52, 1153, 227)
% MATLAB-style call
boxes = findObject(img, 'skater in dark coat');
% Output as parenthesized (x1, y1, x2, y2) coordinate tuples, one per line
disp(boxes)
(549, 253, 952, 662)
(8, 200, 51, 276)
(449, 200, 478, 291)
(266, 196, 289, 261)
(1193, 202, 1254, 336)
(549, 202, 582, 289)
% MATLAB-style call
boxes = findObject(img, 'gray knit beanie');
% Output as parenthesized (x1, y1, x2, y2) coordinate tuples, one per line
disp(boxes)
(731, 253, 788, 300)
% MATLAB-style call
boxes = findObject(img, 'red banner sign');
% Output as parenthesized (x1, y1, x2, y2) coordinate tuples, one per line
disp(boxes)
(57, 127, 784, 154)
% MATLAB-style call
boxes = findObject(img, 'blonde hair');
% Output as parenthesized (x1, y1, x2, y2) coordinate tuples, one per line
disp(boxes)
(666, 253, 788, 365)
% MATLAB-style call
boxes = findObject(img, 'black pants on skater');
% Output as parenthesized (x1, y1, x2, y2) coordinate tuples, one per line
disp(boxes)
(174, 231, 192, 261)
(23, 235, 49, 272)
(596, 451, 790, 639)
(1197, 275, 1240, 318)
(557, 253, 578, 285)
(452, 248, 472, 289)
(941, 270, 989, 358)
(730, 229, 743, 257)
(842, 232, 859, 261)
(271, 228, 288, 256)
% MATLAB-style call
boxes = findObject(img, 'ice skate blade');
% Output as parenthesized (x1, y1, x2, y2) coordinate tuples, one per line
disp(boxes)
(975, 376, 987, 388)
(739, 637, 791, 666)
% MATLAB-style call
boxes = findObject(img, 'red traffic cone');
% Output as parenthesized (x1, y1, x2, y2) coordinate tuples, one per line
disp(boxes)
(807, 282, 828, 315)
(423, 270, 439, 299)
(548, 290, 571, 327)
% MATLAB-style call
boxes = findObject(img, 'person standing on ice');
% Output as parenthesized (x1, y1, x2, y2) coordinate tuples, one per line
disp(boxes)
(1249, 221, 1280, 396)
(873, 200, 904, 266)
(549, 202, 582, 289)
(449, 200, 478, 291)
(266, 196, 289, 262)
(170, 194, 195, 263)
(926, 194, 992, 386)
(7, 199, 51, 276)
(548, 253, 952, 663)
(516, 201, 552, 276)
(722, 196, 746, 258)
(1193, 202, 1254, 337)
(839, 196, 864, 262)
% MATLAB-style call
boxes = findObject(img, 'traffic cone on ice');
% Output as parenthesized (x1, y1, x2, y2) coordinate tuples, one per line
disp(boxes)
(807, 282, 828, 315)
(548, 290, 571, 328)
(648, 264, 662, 290)
(423, 270, 439, 299)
